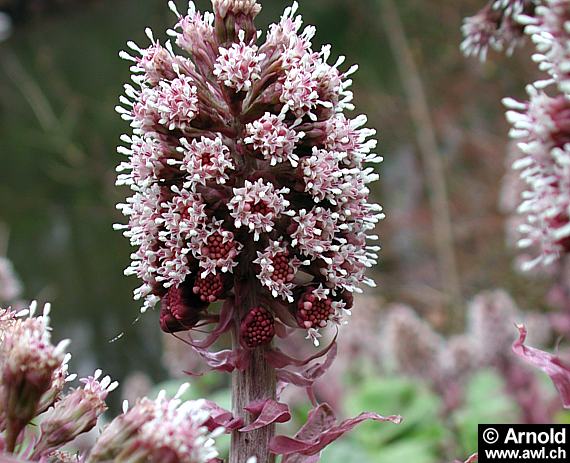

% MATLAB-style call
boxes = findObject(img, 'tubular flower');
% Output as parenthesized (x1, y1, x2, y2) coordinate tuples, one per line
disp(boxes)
(116, 0, 382, 347)
(177, 136, 235, 186)
(213, 31, 265, 92)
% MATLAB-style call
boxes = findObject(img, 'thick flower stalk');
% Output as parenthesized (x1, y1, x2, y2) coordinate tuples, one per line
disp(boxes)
(116, 1, 386, 461)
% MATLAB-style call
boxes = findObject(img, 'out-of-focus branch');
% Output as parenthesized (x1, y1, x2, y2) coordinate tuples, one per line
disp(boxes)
(379, 0, 464, 328)
(0, 50, 86, 166)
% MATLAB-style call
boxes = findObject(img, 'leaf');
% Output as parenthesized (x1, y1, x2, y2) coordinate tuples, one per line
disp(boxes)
(202, 400, 244, 432)
(187, 299, 235, 349)
(512, 324, 570, 408)
(271, 403, 402, 458)
(275, 342, 338, 387)
(265, 333, 338, 369)
(240, 399, 291, 432)
(190, 346, 250, 373)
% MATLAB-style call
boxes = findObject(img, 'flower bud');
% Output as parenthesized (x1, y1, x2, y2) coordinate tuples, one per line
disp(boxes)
(0, 302, 69, 451)
(159, 285, 206, 333)
(240, 306, 275, 348)
(33, 371, 117, 458)
(295, 287, 336, 330)
(212, 0, 261, 44)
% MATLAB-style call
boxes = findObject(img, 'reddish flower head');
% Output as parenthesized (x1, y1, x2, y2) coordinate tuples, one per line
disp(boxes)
(241, 307, 275, 349)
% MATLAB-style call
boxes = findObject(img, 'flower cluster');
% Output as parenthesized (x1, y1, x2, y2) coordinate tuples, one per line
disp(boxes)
(0, 302, 71, 451)
(0, 302, 225, 463)
(382, 304, 445, 382)
(523, 0, 570, 95)
(87, 386, 219, 463)
(461, 0, 535, 61)
(116, 0, 383, 348)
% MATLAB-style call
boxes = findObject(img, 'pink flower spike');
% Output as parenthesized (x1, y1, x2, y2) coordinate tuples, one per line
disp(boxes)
(117, 0, 382, 342)
(240, 399, 291, 432)
(512, 324, 570, 408)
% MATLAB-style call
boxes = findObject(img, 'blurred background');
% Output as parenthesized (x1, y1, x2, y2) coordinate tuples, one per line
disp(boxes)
(1, 0, 567, 461)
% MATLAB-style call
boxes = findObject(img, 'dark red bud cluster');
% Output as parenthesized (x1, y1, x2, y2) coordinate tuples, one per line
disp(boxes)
(203, 232, 237, 260)
(270, 250, 295, 285)
(193, 273, 225, 303)
(159, 285, 206, 333)
(240, 306, 275, 348)
(296, 288, 335, 330)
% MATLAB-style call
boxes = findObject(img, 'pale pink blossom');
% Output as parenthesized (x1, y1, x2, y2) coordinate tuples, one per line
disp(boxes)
(177, 136, 235, 186)
(301, 148, 347, 203)
(154, 75, 199, 131)
(229, 179, 292, 241)
(214, 33, 264, 92)
(244, 113, 303, 166)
